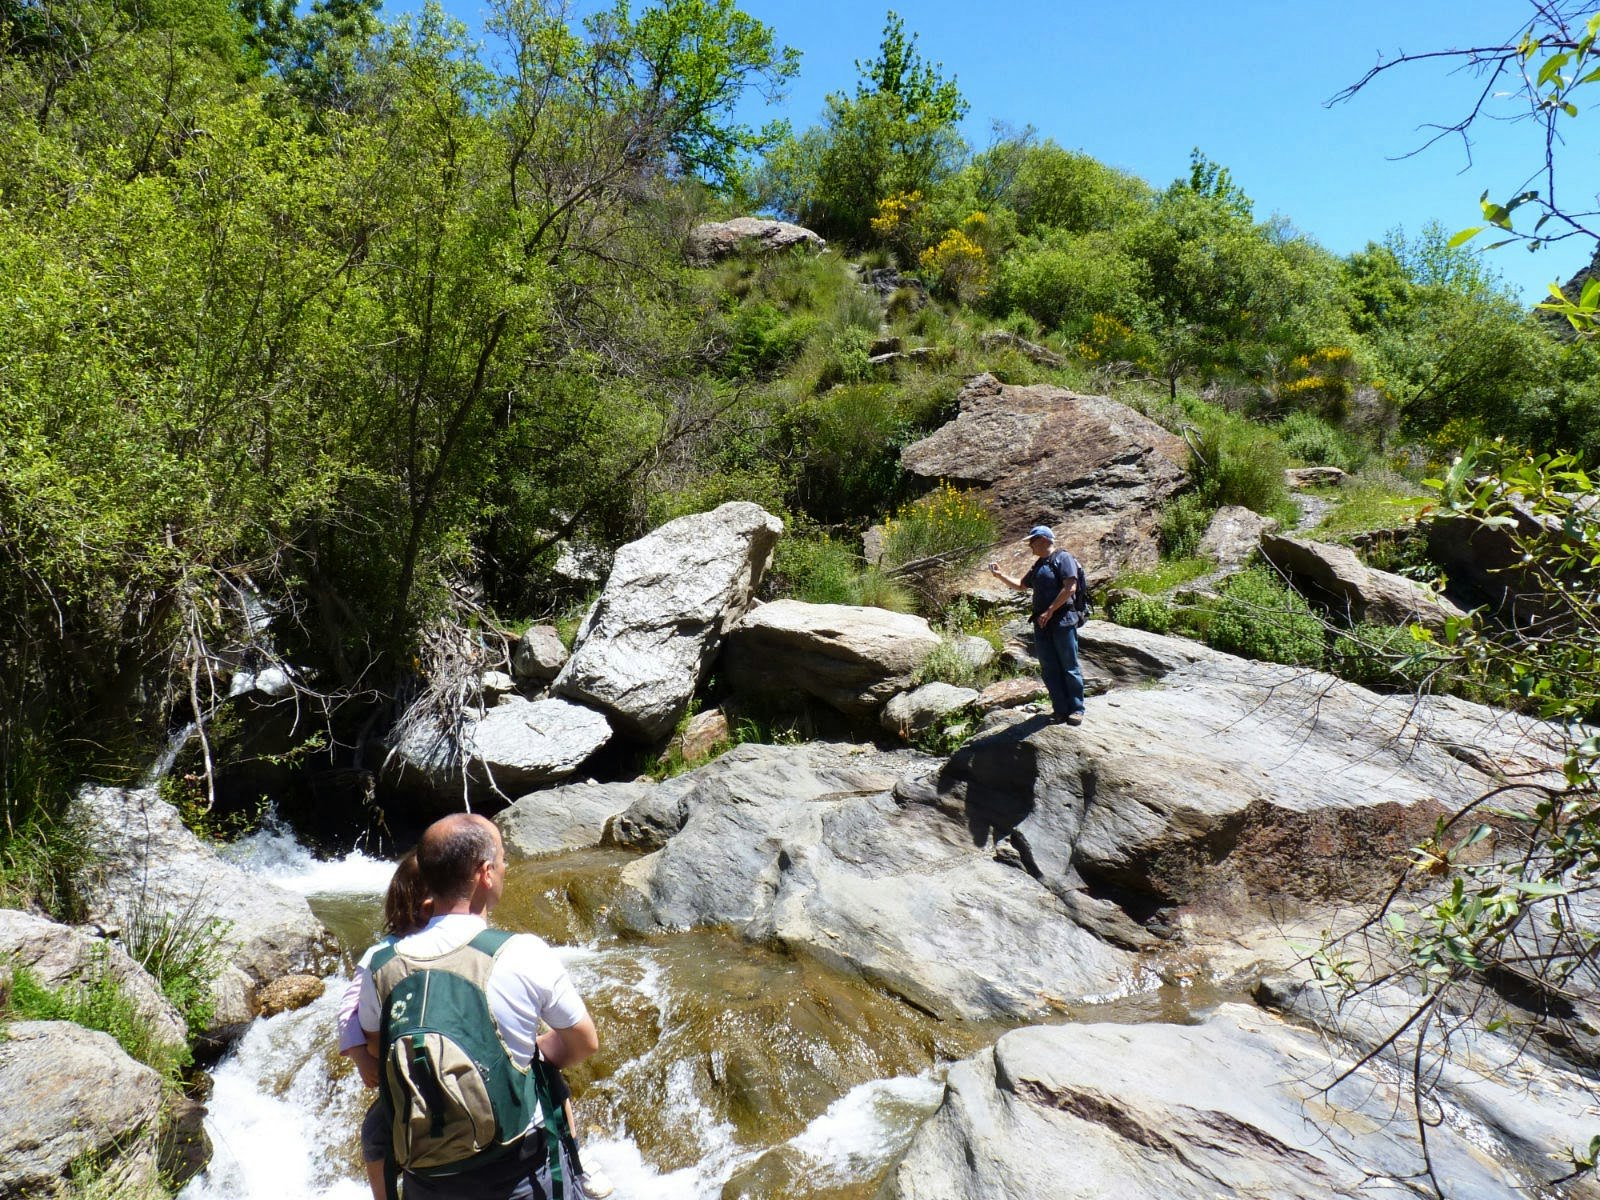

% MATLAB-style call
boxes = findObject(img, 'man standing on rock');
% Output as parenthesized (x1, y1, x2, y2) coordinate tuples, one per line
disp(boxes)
(357, 813, 600, 1199)
(989, 526, 1087, 725)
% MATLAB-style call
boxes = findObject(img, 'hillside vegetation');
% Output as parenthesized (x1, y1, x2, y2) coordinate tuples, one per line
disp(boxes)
(3, 1, 1597, 893)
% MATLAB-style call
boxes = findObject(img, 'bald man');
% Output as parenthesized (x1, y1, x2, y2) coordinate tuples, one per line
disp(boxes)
(357, 814, 599, 1199)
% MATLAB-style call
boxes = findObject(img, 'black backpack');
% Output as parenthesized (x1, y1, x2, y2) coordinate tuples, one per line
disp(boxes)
(1049, 551, 1092, 625)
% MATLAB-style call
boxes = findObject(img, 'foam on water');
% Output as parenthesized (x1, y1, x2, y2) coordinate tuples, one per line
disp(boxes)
(785, 1072, 946, 1184)
(181, 981, 372, 1200)
(219, 816, 394, 896)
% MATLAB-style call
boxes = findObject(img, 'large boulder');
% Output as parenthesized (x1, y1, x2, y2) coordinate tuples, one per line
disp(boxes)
(906, 624, 1564, 916)
(511, 624, 568, 683)
(1260, 531, 1466, 629)
(900, 373, 1188, 583)
(0, 1021, 165, 1198)
(497, 778, 656, 859)
(720, 600, 944, 720)
(554, 502, 783, 740)
(888, 1004, 1597, 1200)
(0, 909, 186, 1049)
(1196, 504, 1277, 570)
(610, 742, 1141, 1021)
(685, 217, 825, 265)
(69, 785, 338, 1044)
(387, 696, 614, 805)
(465, 696, 614, 791)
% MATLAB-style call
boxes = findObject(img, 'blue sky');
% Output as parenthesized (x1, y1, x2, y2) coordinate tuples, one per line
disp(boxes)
(418, 0, 1600, 304)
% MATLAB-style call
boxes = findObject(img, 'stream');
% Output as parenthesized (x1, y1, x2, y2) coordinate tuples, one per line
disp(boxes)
(178, 821, 1223, 1199)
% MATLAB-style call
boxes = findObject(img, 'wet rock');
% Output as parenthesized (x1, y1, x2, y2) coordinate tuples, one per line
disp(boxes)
(1260, 531, 1466, 629)
(901, 373, 1189, 586)
(254, 973, 325, 1017)
(69, 785, 338, 1045)
(0, 908, 186, 1049)
(0, 1021, 164, 1198)
(158, 1094, 213, 1187)
(881, 683, 980, 738)
(889, 1003, 1592, 1199)
(612, 742, 1140, 1021)
(686, 217, 825, 265)
(555, 502, 783, 740)
(721, 600, 943, 720)
(512, 625, 568, 683)
(498, 778, 656, 859)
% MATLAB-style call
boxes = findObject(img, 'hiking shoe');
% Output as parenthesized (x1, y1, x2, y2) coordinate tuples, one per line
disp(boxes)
(1062, 711, 1084, 726)
(577, 1169, 615, 1199)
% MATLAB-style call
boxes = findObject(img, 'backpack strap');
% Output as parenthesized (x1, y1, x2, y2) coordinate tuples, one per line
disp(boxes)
(465, 927, 571, 1200)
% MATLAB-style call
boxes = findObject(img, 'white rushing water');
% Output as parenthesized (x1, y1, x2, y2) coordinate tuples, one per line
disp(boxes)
(183, 835, 943, 1199)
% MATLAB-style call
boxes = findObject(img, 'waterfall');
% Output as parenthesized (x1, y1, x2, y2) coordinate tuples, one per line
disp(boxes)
(182, 832, 949, 1199)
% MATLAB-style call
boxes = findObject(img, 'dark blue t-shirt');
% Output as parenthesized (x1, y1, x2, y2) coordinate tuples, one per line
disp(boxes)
(1022, 550, 1080, 630)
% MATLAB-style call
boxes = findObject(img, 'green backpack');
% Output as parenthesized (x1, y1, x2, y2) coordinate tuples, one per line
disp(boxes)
(369, 929, 570, 1196)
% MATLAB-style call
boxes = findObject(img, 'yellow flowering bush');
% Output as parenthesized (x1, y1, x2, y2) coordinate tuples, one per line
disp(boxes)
(918, 228, 989, 302)
(1076, 312, 1155, 369)
(870, 190, 926, 261)
(881, 481, 996, 569)
(1277, 346, 1356, 419)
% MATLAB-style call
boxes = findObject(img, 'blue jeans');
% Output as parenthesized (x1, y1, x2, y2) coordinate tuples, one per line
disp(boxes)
(1036, 622, 1085, 717)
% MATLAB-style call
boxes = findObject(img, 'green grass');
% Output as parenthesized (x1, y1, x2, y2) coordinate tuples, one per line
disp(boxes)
(1112, 556, 1216, 594)
(4, 958, 187, 1082)
(1310, 474, 1432, 538)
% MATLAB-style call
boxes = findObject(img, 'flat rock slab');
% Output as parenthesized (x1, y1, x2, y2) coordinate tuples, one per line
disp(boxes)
(611, 742, 1141, 1020)
(70, 785, 338, 1042)
(889, 1003, 1590, 1199)
(0, 1020, 163, 1198)
(907, 627, 1565, 912)
(902, 373, 1189, 584)
(721, 599, 943, 719)
(556, 502, 783, 739)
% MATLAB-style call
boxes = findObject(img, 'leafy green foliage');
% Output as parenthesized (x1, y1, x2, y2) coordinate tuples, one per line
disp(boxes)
(120, 902, 231, 1036)
(1205, 567, 1325, 667)
(761, 11, 968, 246)
(5, 957, 188, 1081)
(879, 482, 996, 570)
(1107, 591, 1176, 635)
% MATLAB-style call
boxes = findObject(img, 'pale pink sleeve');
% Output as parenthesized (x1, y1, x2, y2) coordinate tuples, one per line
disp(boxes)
(337, 975, 367, 1053)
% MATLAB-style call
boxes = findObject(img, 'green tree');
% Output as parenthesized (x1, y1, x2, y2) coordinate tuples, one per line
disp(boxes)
(761, 10, 968, 246)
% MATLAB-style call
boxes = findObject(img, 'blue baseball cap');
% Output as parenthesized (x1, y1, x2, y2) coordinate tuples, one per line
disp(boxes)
(1025, 525, 1054, 541)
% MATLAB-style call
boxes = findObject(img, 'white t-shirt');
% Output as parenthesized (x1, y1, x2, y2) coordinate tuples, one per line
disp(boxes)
(355, 912, 587, 1070)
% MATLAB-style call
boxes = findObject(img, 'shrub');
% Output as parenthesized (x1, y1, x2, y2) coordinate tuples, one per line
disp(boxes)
(1206, 567, 1325, 667)
(1277, 411, 1370, 473)
(914, 637, 985, 688)
(851, 567, 918, 613)
(1107, 591, 1174, 634)
(995, 229, 1148, 336)
(772, 536, 862, 605)
(1113, 556, 1214, 594)
(121, 897, 231, 1036)
(724, 303, 818, 377)
(880, 482, 996, 570)
(1329, 621, 1443, 692)
(1158, 493, 1216, 559)
(1187, 418, 1290, 515)
(648, 463, 790, 528)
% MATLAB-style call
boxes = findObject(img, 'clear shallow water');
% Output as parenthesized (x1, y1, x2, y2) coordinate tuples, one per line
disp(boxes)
(179, 842, 1020, 1200)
